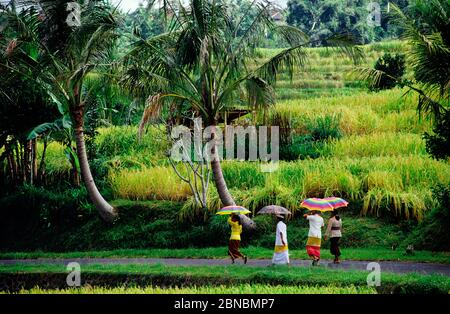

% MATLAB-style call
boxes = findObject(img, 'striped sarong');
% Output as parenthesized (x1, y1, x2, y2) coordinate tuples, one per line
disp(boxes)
(272, 245, 289, 265)
(306, 236, 321, 259)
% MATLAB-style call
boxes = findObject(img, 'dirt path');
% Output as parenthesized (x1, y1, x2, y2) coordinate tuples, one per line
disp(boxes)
(1, 258, 449, 276)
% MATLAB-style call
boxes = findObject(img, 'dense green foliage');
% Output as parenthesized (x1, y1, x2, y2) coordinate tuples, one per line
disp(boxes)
(286, 0, 410, 44)
(423, 110, 450, 160)
(405, 184, 450, 251)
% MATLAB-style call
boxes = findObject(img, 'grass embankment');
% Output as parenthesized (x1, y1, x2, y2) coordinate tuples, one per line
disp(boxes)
(3, 284, 376, 294)
(0, 264, 448, 294)
(1, 198, 416, 251)
(1, 248, 449, 264)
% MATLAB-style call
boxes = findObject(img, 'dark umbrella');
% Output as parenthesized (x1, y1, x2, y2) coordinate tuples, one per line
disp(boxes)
(257, 205, 292, 216)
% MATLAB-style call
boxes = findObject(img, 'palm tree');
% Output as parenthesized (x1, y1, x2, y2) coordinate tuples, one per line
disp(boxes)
(1, 1, 121, 221)
(356, 0, 450, 121)
(122, 0, 362, 207)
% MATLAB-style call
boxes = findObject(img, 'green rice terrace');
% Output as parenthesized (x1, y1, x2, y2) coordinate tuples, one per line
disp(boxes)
(1, 0, 449, 295)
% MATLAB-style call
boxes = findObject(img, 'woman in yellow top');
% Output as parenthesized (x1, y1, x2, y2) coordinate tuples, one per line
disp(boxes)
(228, 213, 248, 264)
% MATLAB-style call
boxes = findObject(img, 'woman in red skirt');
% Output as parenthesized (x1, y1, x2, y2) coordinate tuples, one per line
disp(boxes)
(304, 211, 324, 266)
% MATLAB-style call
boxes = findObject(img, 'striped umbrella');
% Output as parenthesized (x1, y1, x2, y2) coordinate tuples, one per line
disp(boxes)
(216, 205, 251, 215)
(300, 198, 334, 212)
(323, 197, 349, 209)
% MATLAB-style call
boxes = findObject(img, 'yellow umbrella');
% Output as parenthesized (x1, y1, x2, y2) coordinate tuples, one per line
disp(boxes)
(216, 205, 251, 215)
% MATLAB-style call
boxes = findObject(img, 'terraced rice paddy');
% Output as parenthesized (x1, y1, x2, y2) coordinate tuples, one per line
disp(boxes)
(38, 41, 450, 221)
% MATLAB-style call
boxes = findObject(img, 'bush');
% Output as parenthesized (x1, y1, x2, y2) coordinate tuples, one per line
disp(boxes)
(0, 185, 93, 250)
(278, 113, 342, 161)
(309, 113, 343, 141)
(403, 184, 450, 251)
(370, 53, 405, 91)
(423, 110, 450, 160)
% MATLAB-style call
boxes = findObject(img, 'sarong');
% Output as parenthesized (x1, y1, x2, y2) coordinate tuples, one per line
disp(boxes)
(306, 236, 321, 259)
(272, 245, 289, 265)
(330, 237, 341, 257)
(228, 240, 245, 259)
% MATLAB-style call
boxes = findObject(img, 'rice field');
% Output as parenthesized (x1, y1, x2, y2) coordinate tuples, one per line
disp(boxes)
(38, 41, 450, 221)
(109, 167, 191, 201)
(4, 284, 376, 294)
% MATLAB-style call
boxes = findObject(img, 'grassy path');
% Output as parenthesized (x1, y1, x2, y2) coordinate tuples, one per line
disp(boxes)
(1, 257, 450, 277)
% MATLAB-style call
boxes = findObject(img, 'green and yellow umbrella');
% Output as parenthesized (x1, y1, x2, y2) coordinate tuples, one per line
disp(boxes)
(216, 205, 251, 215)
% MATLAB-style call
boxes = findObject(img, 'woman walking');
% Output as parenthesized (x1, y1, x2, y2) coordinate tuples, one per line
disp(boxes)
(272, 215, 289, 265)
(304, 211, 324, 266)
(228, 213, 247, 264)
(325, 211, 342, 264)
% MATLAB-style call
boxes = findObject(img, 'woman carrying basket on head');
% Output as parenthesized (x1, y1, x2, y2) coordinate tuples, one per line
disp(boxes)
(228, 213, 248, 264)
(303, 210, 324, 266)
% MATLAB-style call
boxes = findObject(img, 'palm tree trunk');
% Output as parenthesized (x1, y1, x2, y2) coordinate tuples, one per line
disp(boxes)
(38, 137, 48, 185)
(210, 124, 235, 206)
(73, 116, 117, 222)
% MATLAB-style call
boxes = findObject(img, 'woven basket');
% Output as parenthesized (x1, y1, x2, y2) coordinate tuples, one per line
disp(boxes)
(238, 213, 257, 232)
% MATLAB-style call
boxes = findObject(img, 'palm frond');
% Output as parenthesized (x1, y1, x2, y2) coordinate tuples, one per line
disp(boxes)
(245, 76, 275, 111)
(322, 32, 364, 65)
(138, 93, 164, 141)
(255, 45, 308, 84)
(272, 24, 309, 46)
(351, 66, 387, 89)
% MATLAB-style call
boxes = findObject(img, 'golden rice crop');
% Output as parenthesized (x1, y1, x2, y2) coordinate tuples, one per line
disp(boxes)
(273, 89, 430, 135)
(177, 156, 449, 221)
(109, 167, 192, 201)
(322, 133, 426, 158)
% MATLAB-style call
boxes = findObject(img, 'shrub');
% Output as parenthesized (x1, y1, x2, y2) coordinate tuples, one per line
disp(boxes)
(308, 113, 342, 141)
(423, 110, 450, 160)
(277, 113, 342, 161)
(0, 185, 93, 250)
(370, 53, 405, 91)
(403, 184, 450, 251)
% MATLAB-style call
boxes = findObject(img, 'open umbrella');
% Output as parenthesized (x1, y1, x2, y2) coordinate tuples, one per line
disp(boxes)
(257, 205, 292, 216)
(216, 205, 251, 215)
(300, 198, 334, 212)
(323, 197, 348, 209)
